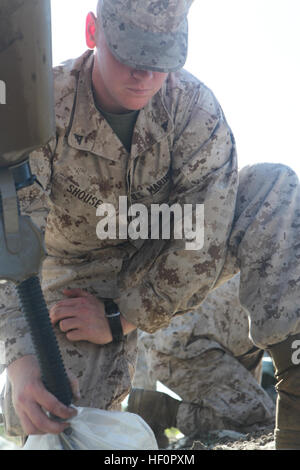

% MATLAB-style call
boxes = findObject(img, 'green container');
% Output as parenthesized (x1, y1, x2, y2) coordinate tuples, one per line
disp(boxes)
(0, 0, 55, 167)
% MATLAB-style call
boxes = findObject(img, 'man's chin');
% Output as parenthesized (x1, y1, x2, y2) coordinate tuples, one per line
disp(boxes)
(121, 95, 152, 112)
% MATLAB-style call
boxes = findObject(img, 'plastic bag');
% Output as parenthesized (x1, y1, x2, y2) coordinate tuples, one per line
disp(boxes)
(23, 407, 158, 450)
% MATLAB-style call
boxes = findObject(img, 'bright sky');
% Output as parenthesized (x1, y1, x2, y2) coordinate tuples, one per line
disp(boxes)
(50, 0, 300, 176)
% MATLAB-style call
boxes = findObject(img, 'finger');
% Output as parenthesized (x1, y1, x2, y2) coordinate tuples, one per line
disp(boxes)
(24, 402, 72, 435)
(51, 298, 83, 310)
(63, 288, 91, 298)
(66, 329, 84, 342)
(50, 298, 91, 325)
(59, 317, 79, 333)
(50, 305, 77, 326)
(59, 318, 80, 333)
(50, 298, 83, 318)
(32, 383, 77, 422)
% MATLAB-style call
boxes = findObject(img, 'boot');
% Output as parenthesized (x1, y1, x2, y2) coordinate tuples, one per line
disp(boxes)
(267, 333, 300, 449)
(127, 388, 180, 448)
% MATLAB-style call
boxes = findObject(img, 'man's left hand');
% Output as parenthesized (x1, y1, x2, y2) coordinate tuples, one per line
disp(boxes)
(49, 289, 136, 345)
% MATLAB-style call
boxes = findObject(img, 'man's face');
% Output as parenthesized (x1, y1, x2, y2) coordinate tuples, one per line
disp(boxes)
(92, 20, 168, 114)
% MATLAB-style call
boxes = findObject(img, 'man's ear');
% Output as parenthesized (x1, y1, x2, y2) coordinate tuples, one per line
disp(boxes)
(85, 12, 97, 49)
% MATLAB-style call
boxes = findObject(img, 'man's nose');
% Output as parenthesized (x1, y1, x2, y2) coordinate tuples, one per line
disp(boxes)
(131, 68, 154, 81)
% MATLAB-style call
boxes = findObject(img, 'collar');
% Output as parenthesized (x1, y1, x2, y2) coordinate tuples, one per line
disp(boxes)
(67, 51, 174, 162)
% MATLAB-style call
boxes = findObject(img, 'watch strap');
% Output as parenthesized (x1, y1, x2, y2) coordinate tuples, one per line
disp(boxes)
(104, 300, 124, 343)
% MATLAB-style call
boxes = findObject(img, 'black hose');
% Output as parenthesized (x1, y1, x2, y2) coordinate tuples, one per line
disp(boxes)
(16, 276, 73, 406)
(0, 169, 72, 407)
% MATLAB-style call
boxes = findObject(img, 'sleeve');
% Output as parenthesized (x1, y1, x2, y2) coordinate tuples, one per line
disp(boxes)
(116, 85, 238, 333)
(0, 138, 56, 367)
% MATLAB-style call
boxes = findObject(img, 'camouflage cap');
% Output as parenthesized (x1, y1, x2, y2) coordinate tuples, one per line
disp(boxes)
(99, 0, 194, 72)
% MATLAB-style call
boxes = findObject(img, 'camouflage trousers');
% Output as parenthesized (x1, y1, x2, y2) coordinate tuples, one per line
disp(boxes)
(134, 338, 276, 436)
(217, 163, 300, 349)
(133, 276, 276, 436)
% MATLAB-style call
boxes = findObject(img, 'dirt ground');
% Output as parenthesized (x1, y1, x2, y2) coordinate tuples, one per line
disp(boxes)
(166, 373, 277, 451)
(0, 427, 275, 451)
(168, 424, 276, 451)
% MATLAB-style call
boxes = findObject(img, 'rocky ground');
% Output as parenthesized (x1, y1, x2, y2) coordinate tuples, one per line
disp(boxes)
(0, 428, 275, 451)
(167, 424, 275, 451)
(164, 371, 277, 451)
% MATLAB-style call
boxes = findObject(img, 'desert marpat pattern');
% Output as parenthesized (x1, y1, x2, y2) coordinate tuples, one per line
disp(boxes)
(1, 49, 300, 435)
(134, 274, 275, 435)
(100, 0, 194, 72)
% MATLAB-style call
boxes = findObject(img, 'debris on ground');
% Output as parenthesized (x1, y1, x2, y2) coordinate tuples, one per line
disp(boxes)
(167, 424, 275, 450)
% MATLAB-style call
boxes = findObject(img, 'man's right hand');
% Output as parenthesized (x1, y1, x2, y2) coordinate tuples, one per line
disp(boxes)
(7, 355, 79, 436)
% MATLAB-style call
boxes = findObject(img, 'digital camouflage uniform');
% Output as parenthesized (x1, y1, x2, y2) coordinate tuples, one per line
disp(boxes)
(0, 42, 299, 440)
(133, 274, 276, 436)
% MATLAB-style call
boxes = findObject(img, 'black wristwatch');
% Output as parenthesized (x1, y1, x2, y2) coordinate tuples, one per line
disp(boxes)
(104, 300, 124, 343)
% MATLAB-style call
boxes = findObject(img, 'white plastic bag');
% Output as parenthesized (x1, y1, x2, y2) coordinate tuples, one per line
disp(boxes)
(23, 407, 158, 450)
